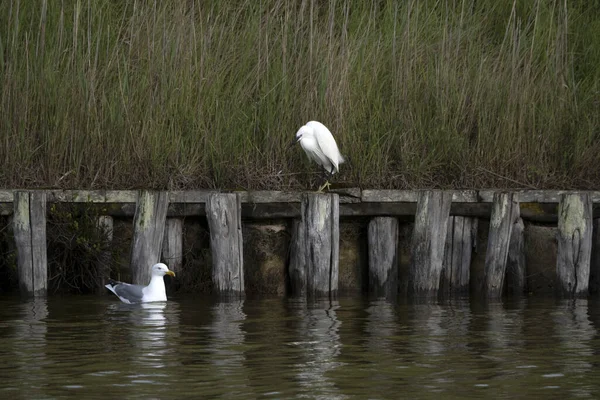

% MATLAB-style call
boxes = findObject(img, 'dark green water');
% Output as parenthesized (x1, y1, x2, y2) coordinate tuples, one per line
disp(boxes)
(0, 295, 599, 399)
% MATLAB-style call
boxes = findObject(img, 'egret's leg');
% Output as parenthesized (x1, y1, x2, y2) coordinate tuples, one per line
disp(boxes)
(317, 180, 331, 192)
(316, 168, 333, 192)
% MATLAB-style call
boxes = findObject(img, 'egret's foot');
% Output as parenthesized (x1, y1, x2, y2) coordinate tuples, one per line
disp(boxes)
(317, 181, 331, 193)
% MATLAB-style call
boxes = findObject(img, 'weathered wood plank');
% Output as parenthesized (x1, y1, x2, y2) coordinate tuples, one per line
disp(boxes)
(479, 190, 600, 203)
(409, 190, 452, 296)
(161, 218, 183, 275)
(97, 215, 113, 292)
(590, 218, 600, 295)
(362, 190, 478, 203)
(330, 197, 340, 295)
(3, 189, 600, 205)
(237, 191, 301, 204)
(442, 216, 476, 295)
(29, 191, 47, 296)
(1, 189, 600, 222)
(0, 191, 13, 202)
(506, 217, 526, 295)
(329, 187, 362, 202)
(13, 191, 47, 296)
(0, 200, 573, 221)
(484, 193, 520, 297)
(302, 193, 340, 298)
(368, 217, 399, 298)
(556, 193, 592, 297)
(288, 219, 306, 297)
(130, 191, 169, 285)
(48, 190, 138, 203)
(237, 188, 360, 204)
(206, 193, 244, 296)
(169, 190, 213, 203)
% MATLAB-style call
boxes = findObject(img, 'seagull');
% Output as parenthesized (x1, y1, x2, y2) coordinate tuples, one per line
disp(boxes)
(105, 263, 175, 304)
(292, 120, 344, 192)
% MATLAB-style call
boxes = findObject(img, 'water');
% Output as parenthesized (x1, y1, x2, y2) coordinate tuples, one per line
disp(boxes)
(1, 295, 599, 399)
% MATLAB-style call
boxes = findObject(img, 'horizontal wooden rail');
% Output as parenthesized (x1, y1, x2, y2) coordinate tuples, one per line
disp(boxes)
(2, 189, 600, 222)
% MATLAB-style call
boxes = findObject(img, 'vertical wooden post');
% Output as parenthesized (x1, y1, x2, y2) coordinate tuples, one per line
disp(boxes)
(162, 218, 183, 275)
(288, 219, 306, 297)
(368, 217, 399, 298)
(442, 216, 476, 295)
(97, 215, 113, 292)
(130, 190, 169, 285)
(409, 190, 452, 296)
(590, 219, 600, 295)
(556, 193, 592, 297)
(506, 217, 526, 295)
(301, 193, 339, 299)
(13, 191, 47, 296)
(206, 193, 244, 296)
(484, 192, 519, 298)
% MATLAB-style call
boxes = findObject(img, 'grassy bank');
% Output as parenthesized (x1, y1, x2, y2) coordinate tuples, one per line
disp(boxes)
(1, 0, 599, 190)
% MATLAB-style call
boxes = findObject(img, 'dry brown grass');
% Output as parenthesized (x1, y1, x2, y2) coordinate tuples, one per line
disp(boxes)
(0, 0, 599, 190)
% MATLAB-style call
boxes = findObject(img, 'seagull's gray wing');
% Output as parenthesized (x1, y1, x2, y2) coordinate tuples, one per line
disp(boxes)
(106, 281, 144, 304)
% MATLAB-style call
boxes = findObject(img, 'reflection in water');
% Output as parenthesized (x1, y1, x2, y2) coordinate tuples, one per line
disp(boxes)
(553, 299, 595, 396)
(131, 302, 169, 370)
(1, 295, 600, 397)
(412, 303, 448, 357)
(486, 300, 525, 352)
(208, 300, 248, 390)
(294, 300, 344, 399)
(366, 300, 395, 351)
(12, 298, 48, 397)
(103, 300, 180, 390)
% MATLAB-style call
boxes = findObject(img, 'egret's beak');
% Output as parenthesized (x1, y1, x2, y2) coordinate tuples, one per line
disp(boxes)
(288, 137, 300, 149)
(165, 270, 175, 277)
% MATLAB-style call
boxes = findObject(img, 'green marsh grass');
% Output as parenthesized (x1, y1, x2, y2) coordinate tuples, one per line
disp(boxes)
(1, 0, 599, 190)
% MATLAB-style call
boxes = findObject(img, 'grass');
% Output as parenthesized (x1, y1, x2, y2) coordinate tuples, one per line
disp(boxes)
(0, 0, 599, 190)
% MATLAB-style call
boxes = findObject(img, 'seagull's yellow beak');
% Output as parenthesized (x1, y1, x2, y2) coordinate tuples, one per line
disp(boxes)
(165, 270, 175, 277)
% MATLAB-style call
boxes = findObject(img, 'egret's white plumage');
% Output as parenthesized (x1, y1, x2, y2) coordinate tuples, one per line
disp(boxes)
(294, 121, 344, 191)
(105, 263, 175, 304)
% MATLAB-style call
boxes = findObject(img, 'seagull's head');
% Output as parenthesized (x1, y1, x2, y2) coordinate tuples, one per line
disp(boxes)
(151, 263, 176, 277)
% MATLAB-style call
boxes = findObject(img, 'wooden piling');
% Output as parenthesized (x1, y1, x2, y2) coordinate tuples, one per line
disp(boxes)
(301, 193, 339, 299)
(288, 219, 306, 297)
(206, 193, 244, 296)
(130, 190, 169, 285)
(13, 191, 47, 296)
(97, 215, 113, 292)
(162, 218, 183, 275)
(556, 193, 592, 297)
(409, 190, 452, 296)
(483, 193, 519, 297)
(590, 218, 600, 294)
(506, 217, 526, 295)
(368, 217, 399, 298)
(441, 216, 476, 295)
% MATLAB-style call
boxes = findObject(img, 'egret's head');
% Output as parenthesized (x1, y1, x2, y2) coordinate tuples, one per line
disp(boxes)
(292, 125, 313, 145)
(151, 263, 175, 277)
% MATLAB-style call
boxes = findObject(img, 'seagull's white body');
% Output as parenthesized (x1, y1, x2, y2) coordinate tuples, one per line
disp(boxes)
(105, 263, 175, 304)
(295, 121, 344, 175)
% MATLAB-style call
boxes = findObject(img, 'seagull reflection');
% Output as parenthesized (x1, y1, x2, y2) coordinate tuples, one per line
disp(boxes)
(130, 302, 171, 356)
(105, 300, 180, 383)
(294, 300, 344, 399)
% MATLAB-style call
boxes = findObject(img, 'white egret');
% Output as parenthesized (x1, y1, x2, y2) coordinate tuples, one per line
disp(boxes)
(105, 263, 175, 304)
(292, 120, 344, 192)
